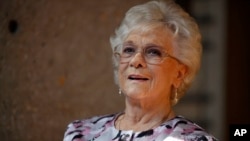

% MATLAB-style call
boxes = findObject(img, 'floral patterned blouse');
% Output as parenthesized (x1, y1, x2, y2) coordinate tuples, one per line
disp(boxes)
(63, 113, 217, 141)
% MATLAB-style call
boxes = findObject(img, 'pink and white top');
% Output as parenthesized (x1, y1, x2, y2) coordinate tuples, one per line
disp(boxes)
(63, 113, 217, 141)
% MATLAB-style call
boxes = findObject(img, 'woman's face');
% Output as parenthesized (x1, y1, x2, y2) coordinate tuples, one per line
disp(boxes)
(118, 26, 186, 102)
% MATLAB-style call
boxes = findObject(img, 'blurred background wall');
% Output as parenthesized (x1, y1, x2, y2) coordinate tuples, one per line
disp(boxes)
(0, 0, 249, 141)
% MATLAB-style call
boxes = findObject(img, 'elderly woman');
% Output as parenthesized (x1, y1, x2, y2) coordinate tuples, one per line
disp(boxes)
(63, 0, 217, 141)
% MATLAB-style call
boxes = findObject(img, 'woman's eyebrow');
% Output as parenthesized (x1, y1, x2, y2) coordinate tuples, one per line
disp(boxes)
(145, 43, 163, 48)
(123, 41, 136, 46)
(123, 41, 163, 48)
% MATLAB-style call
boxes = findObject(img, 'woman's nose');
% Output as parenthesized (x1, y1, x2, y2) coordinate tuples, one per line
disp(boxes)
(129, 53, 147, 68)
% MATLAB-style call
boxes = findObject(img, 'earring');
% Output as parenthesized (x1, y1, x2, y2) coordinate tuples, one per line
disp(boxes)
(174, 88, 179, 104)
(119, 88, 122, 95)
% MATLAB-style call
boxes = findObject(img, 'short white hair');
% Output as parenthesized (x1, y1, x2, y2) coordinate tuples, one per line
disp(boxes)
(110, 0, 202, 102)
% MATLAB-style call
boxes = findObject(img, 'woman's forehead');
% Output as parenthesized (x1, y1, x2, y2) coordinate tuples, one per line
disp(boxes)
(128, 22, 173, 35)
(125, 25, 174, 49)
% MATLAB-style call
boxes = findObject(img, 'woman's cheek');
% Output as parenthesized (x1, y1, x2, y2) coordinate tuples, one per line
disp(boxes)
(118, 66, 127, 88)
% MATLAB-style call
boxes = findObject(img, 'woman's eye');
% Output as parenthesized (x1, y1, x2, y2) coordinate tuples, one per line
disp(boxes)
(123, 47, 135, 54)
(147, 48, 162, 57)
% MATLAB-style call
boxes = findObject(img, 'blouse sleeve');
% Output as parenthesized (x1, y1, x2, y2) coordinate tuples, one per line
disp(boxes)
(184, 134, 218, 141)
(63, 120, 84, 141)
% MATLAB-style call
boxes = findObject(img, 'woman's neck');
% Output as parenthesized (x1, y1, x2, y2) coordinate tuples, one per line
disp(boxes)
(116, 96, 175, 132)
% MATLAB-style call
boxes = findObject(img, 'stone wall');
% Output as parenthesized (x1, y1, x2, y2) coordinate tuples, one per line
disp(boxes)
(0, 0, 148, 140)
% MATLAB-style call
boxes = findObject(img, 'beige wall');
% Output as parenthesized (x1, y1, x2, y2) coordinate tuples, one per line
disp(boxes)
(0, 0, 148, 140)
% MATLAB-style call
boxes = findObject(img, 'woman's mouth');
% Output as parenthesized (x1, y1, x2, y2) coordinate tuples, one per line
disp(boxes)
(128, 75, 149, 81)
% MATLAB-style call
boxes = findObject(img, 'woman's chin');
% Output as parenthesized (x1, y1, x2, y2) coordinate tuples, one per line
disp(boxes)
(124, 91, 149, 100)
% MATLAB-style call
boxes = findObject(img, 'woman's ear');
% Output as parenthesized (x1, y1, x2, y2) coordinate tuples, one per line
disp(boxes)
(173, 63, 188, 88)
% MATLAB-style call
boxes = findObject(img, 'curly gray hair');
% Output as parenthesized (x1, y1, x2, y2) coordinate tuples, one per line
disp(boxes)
(110, 0, 202, 104)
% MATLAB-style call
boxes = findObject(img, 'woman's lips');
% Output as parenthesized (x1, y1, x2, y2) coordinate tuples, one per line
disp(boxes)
(128, 74, 149, 81)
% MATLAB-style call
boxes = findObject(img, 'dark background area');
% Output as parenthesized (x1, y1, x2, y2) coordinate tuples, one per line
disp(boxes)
(226, 0, 250, 140)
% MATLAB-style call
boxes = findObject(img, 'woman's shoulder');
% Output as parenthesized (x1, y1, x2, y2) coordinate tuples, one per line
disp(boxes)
(63, 113, 117, 141)
(65, 113, 116, 130)
(162, 116, 218, 141)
